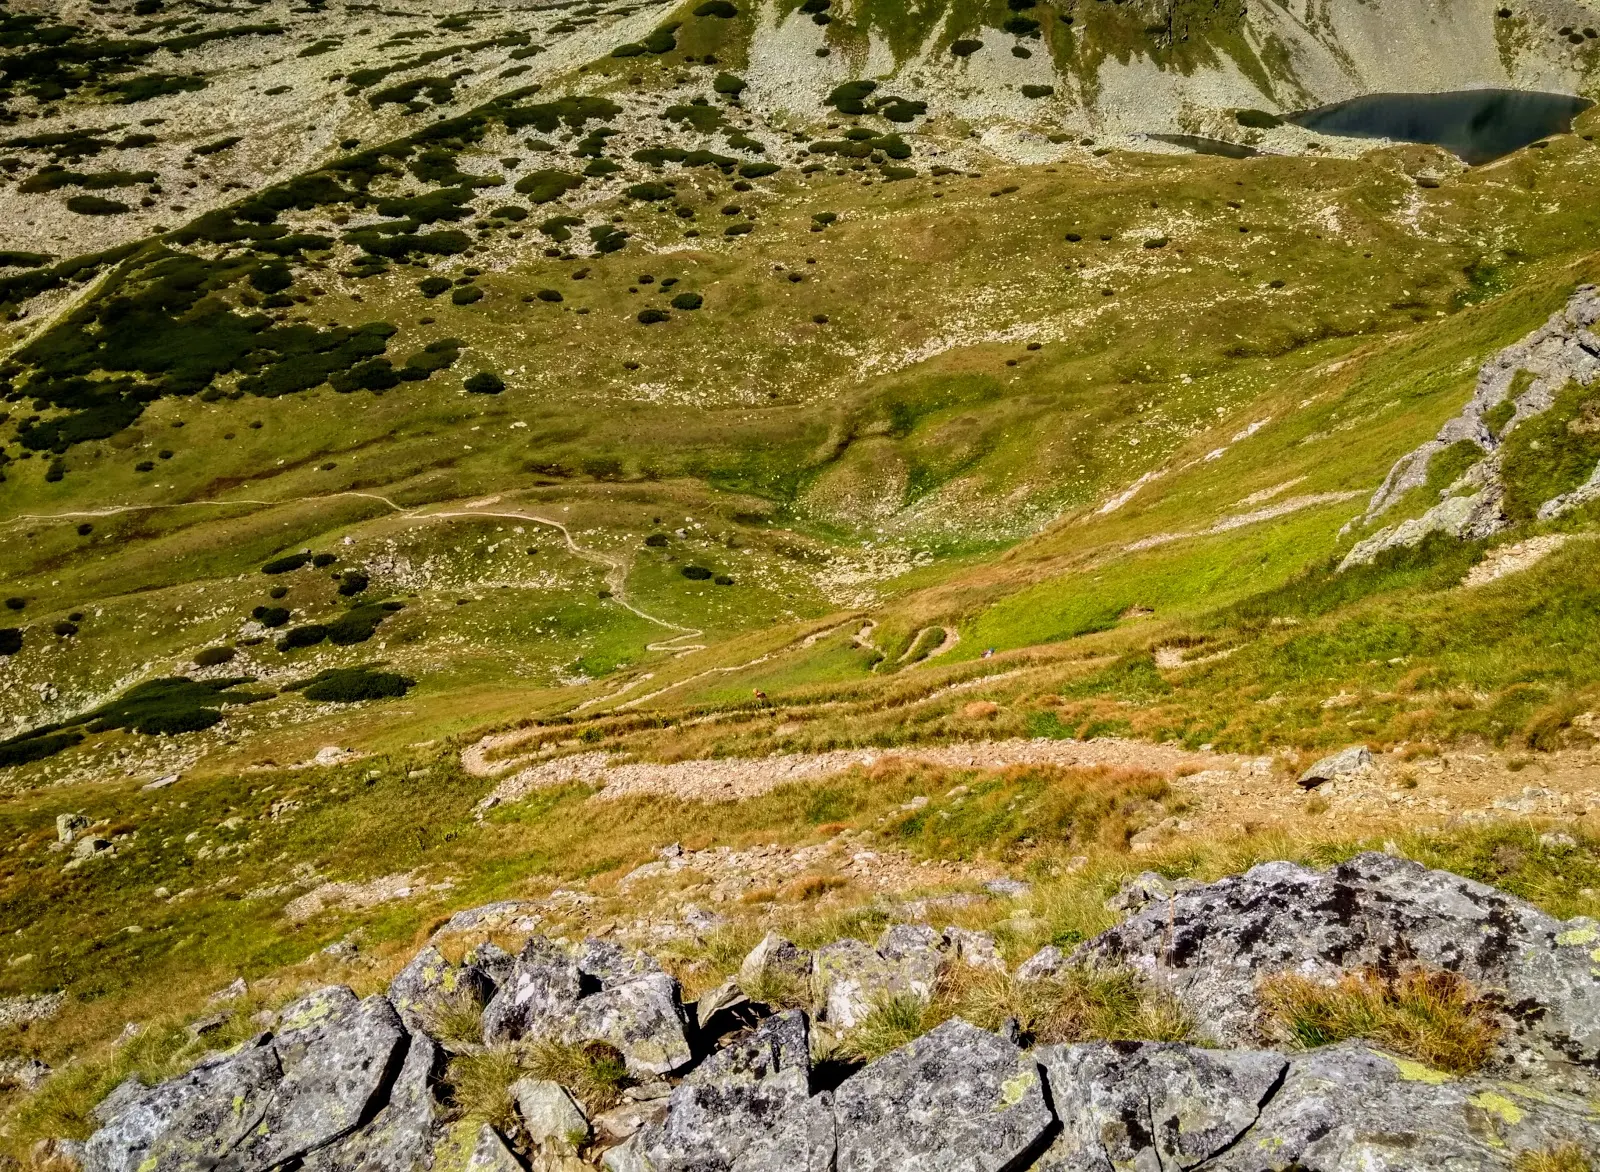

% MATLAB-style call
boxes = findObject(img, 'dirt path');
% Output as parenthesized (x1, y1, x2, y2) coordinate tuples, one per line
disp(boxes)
(473, 736, 1259, 810)
(10, 489, 704, 657)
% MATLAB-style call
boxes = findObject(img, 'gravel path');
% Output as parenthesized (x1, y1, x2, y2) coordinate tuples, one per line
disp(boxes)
(476, 736, 1254, 810)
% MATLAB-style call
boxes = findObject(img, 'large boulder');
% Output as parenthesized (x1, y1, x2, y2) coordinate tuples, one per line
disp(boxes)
(736, 932, 812, 995)
(1034, 1041, 1600, 1171)
(86, 987, 407, 1172)
(1214, 1043, 1600, 1171)
(1079, 852, 1600, 1075)
(1032, 1042, 1287, 1170)
(304, 1033, 441, 1172)
(388, 946, 496, 1040)
(832, 1017, 1053, 1172)
(84, 1039, 283, 1172)
(811, 926, 946, 1032)
(612, 1010, 819, 1171)
(483, 936, 691, 1077)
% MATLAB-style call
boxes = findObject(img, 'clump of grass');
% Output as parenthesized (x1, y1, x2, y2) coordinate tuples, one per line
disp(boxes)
(1258, 966, 1501, 1073)
(522, 1038, 629, 1113)
(743, 966, 812, 1011)
(1515, 1145, 1594, 1172)
(417, 986, 486, 1049)
(444, 1047, 521, 1132)
(837, 962, 1190, 1062)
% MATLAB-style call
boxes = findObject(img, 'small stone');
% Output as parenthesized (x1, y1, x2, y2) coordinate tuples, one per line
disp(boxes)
(1014, 946, 1069, 983)
(984, 878, 1031, 898)
(1297, 745, 1372, 789)
(512, 1078, 589, 1151)
(56, 812, 89, 844)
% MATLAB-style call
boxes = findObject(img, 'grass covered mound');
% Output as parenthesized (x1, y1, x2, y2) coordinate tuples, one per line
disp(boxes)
(290, 665, 414, 702)
(0, 676, 272, 766)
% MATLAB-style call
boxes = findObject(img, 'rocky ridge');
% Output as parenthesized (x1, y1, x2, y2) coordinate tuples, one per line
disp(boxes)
(66, 852, 1600, 1171)
(1342, 282, 1600, 567)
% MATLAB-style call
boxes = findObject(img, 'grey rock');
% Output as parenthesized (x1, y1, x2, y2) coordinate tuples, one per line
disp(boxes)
(1013, 946, 1068, 983)
(304, 1033, 442, 1172)
(464, 1124, 521, 1172)
(593, 1099, 669, 1145)
(812, 929, 946, 1031)
(84, 1037, 282, 1172)
(1297, 745, 1372, 788)
(1104, 870, 1198, 913)
(572, 971, 692, 1077)
(56, 812, 89, 844)
(692, 977, 747, 1031)
(90, 1076, 146, 1127)
(71, 836, 112, 860)
(1032, 1042, 1287, 1170)
(625, 1010, 814, 1171)
(1212, 1042, 1600, 1171)
(482, 936, 690, 1077)
(246, 987, 408, 1168)
(832, 1017, 1051, 1172)
(481, 936, 584, 1044)
(941, 927, 1003, 970)
(463, 941, 515, 990)
(579, 937, 662, 986)
(1079, 851, 1600, 1076)
(736, 931, 811, 994)
(388, 946, 493, 1040)
(0, 1056, 51, 1091)
(984, 877, 1032, 898)
(512, 1078, 589, 1150)
(731, 1091, 834, 1172)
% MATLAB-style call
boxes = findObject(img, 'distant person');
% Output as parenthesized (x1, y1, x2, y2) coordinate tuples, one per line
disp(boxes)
(982, 648, 995, 659)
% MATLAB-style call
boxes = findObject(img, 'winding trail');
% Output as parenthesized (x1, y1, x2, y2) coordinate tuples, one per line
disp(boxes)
(8, 489, 703, 656)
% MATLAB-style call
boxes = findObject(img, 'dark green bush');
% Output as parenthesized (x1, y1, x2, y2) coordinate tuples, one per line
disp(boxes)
(193, 646, 236, 666)
(739, 162, 780, 178)
(249, 264, 293, 293)
(5, 599, 26, 611)
(713, 72, 747, 95)
(638, 308, 670, 324)
(0, 729, 83, 766)
(951, 38, 983, 56)
(1021, 84, 1054, 98)
(0, 628, 21, 656)
(644, 533, 669, 547)
(419, 275, 452, 297)
(670, 291, 703, 310)
(278, 624, 328, 650)
(451, 285, 484, 305)
(724, 222, 754, 236)
(52, 620, 78, 637)
(626, 182, 675, 201)
(312, 553, 337, 567)
(65, 195, 129, 215)
(514, 169, 583, 203)
(252, 606, 291, 628)
(299, 666, 413, 702)
(269, 586, 289, 600)
(714, 574, 735, 585)
(465, 371, 505, 394)
(642, 22, 680, 51)
(537, 289, 563, 302)
(193, 135, 241, 156)
(826, 79, 878, 114)
(263, 553, 312, 574)
(682, 565, 713, 579)
(695, 1, 738, 16)
(1002, 15, 1040, 36)
(337, 572, 369, 596)
(326, 603, 387, 644)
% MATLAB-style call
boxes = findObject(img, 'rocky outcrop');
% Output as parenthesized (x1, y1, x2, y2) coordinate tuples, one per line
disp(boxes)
(1342, 284, 1600, 569)
(74, 854, 1600, 1172)
(1081, 851, 1600, 1078)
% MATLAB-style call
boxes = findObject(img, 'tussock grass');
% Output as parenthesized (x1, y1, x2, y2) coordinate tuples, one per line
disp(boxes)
(1259, 966, 1501, 1073)
(1515, 1145, 1595, 1172)
(416, 986, 487, 1050)
(837, 961, 1192, 1062)
(521, 1038, 629, 1113)
(444, 1046, 522, 1132)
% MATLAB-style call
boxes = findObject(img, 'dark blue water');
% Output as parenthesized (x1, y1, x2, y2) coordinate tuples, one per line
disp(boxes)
(1289, 89, 1593, 165)
(1147, 134, 1261, 159)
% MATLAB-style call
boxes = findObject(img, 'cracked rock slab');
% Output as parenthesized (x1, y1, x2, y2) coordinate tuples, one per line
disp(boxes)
(832, 1017, 1052, 1172)
(1032, 1042, 1287, 1171)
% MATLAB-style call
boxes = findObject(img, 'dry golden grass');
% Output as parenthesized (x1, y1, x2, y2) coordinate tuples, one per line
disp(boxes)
(521, 1039, 629, 1114)
(1259, 966, 1501, 1073)
(1515, 1144, 1595, 1172)
(415, 986, 488, 1051)
(443, 1047, 521, 1133)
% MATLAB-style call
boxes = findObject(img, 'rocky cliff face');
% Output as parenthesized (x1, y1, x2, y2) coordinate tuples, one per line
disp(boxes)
(65, 853, 1600, 1172)
(737, 0, 1600, 143)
